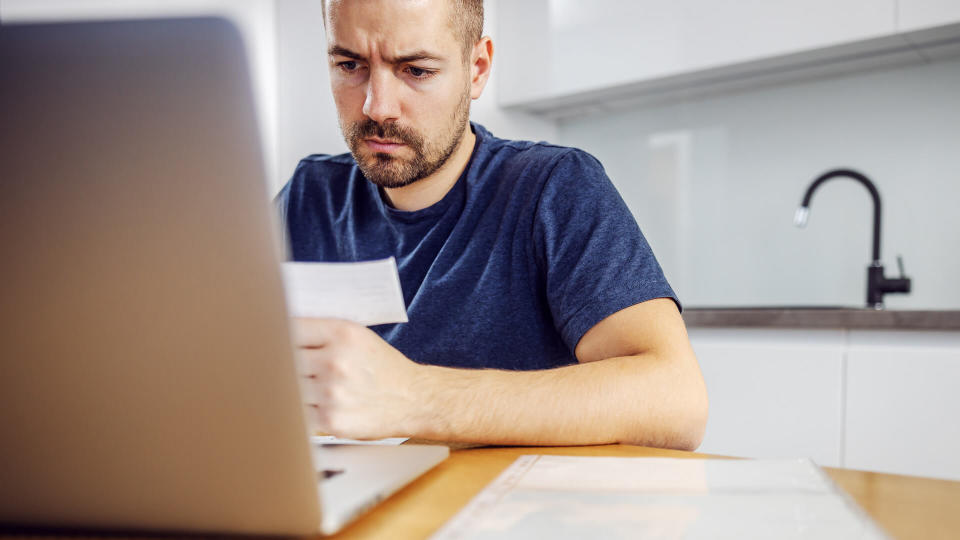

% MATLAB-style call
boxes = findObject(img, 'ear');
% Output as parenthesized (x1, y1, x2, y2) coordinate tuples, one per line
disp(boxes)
(469, 36, 493, 100)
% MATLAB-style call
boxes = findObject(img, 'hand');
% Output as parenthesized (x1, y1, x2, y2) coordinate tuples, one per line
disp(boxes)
(292, 317, 428, 440)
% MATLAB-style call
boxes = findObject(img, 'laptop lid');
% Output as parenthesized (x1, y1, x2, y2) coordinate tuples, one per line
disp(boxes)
(0, 18, 322, 535)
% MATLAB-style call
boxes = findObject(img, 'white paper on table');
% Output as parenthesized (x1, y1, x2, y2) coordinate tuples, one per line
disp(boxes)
(431, 456, 891, 540)
(310, 435, 409, 446)
(281, 257, 408, 326)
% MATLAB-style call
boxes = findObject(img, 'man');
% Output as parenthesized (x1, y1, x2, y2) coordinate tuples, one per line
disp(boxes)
(276, 0, 708, 449)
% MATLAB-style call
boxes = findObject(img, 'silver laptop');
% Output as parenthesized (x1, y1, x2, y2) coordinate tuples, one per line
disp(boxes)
(0, 18, 447, 536)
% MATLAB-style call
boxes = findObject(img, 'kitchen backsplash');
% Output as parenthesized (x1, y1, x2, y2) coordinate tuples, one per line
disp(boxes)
(555, 56, 960, 309)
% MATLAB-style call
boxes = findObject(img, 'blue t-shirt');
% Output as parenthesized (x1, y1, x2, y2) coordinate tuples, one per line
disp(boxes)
(276, 123, 678, 370)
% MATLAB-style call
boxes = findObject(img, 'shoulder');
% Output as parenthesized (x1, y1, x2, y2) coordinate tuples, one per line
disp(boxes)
(278, 152, 357, 205)
(289, 152, 357, 185)
(472, 124, 606, 198)
(478, 125, 599, 173)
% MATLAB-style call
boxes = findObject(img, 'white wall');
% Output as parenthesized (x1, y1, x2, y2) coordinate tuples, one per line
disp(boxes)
(274, 0, 557, 193)
(275, 0, 344, 190)
(474, 0, 557, 143)
(557, 57, 960, 310)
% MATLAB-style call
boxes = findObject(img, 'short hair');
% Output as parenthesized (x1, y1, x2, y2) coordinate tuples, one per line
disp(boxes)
(323, 0, 483, 61)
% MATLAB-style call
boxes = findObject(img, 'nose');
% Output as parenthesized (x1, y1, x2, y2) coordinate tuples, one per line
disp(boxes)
(362, 69, 401, 124)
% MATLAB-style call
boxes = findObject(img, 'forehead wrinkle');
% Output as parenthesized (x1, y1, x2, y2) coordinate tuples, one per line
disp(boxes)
(329, 44, 447, 66)
(326, 0, 459, 63)
(386, 49, 447, 64)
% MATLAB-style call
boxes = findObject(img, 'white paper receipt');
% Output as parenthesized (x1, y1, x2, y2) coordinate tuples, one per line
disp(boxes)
(310, 435, 408, 446)
(281, 257, 408, 326)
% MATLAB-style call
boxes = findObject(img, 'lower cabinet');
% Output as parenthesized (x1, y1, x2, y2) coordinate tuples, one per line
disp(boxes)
(688, 328, 845, 467)
(845, 330, 960, 481)
(688, 327, 960, 480)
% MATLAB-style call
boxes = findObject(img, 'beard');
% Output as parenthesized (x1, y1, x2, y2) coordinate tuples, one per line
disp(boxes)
(342, 89, 471, 189)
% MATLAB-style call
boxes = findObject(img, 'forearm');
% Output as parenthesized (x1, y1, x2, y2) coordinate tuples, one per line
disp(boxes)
(407, 352, 708, 449)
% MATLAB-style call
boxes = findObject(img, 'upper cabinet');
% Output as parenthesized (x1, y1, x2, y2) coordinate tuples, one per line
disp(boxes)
(497, 0, 960, 117)
(899, 0, 960, 32)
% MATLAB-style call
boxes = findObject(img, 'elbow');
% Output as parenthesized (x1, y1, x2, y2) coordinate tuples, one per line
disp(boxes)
(673, 362, 709, 451)
(673, 385, 709, 451)
(619, 398, 707, 451)
(622, 359, 710, 452)
(649, 389, 707, 452)
(672, 348, 710, 451)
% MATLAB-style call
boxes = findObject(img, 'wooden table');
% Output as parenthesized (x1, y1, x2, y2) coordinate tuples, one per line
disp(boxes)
(330, 444, 960, 540)
(3, 444, 958, 539)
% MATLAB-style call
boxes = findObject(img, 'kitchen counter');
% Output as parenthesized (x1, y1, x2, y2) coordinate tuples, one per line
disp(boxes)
(682, 307, 960, 330)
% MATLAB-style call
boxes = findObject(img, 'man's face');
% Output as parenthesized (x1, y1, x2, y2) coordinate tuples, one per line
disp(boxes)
(326, 0, 472, 188)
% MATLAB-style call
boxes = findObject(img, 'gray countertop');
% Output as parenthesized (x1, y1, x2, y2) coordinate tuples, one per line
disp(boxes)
(682, 307, 960, 330)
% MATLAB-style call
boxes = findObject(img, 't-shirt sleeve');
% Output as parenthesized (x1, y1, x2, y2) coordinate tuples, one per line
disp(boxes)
(532, 149, 680, 353)
(273, 180, 292, 260)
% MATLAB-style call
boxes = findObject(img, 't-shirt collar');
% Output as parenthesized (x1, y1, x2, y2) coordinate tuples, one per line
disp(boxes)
(373, 122, 485, 222)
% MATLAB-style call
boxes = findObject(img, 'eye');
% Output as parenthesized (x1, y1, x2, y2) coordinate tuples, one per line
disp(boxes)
(406, 66, 436, 79)
(337, 60, 359, 73)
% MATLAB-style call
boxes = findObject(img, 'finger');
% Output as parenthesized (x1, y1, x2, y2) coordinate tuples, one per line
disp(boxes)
(291, 317, 355, 348)
(304, 403, 331, 434)
(295, 347, 334, 378)
(299, 380, 331, 408)
(291, 317, 335, 348)
(298, 371, 333, 409)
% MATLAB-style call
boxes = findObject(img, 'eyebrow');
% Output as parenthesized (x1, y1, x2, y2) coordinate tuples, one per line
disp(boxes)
(327, 45, 445, 64)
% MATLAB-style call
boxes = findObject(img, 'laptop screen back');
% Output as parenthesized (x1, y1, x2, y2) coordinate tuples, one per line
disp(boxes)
(0, 18, 320, 535)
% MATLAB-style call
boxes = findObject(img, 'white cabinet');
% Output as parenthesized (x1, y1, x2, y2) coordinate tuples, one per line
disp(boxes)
(898, 0, 960, 32)
(689, 328, 845, 467)
(688, 326, 960, 480)
(498, 0, 898, 110)
(844, 331, 960, 481)
(897, 0, 960, 61)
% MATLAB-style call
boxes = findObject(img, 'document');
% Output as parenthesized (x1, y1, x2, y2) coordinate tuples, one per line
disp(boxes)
(310, 435, 408, 446)
(431, 456, 889, 540)
(282, 257, 408, 326)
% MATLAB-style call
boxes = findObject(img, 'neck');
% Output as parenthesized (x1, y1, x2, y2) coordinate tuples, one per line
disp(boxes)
(382, 125, 476, 212)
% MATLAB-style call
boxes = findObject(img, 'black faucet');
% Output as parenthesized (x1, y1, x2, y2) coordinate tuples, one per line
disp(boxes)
(794, 168, 911, 310)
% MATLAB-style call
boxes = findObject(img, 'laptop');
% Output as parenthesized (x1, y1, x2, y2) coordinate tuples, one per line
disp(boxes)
(0, 18, 447, 536)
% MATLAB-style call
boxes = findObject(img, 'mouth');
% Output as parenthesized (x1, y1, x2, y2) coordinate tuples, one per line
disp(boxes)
(364, 138, 406, 153)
